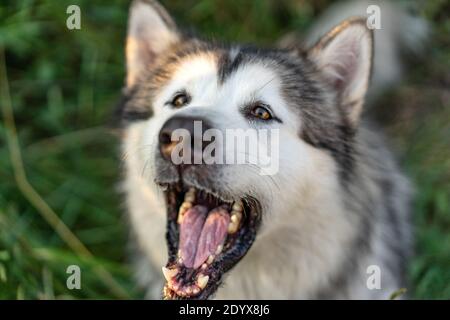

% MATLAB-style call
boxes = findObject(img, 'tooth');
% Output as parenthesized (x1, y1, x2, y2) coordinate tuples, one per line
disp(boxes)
(172, 282, 180, 291)
(193, 287, 200, 295)
(181, 201, 192, 210)
(232, 201, 243, 212)
(177, 201, 193, 223)
(207, 255, 215, 264)
(162, 267, 178, 282)
(163, 285, 173, 299)
(184, 188, 196, 200)
(231, 214, 238, 223)
(179, 205, 185, 212)
(228, 221, 239, 234)
(215, 245, 223, 255)
(231, 210, 242, 220)
(197, 275, 209, 289)
(201, 263, 208, 270)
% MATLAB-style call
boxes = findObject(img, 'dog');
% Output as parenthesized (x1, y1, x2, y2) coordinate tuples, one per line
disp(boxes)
(116, 0, 427, 299)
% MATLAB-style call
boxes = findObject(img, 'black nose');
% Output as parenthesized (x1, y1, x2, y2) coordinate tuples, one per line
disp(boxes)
(159, 116, 212, 163)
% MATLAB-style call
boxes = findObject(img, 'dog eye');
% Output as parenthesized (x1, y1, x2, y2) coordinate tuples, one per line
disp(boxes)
(171, 93, 190, 108)
(251, 105, 272, 121)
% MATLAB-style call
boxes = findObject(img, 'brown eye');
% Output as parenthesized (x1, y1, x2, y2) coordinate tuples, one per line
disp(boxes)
(251, 105, 272, 120)
(171, 93, 189, 108)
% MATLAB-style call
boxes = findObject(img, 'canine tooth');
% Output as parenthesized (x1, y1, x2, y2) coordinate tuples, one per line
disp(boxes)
(207, 255, 215, 264)
(162, 267, 178, 282)
(232, 201, 243, 212)
(197, 275, 209, 289)
(215, 245, 223, 255)
(231, 214, 238, 223)
(177, 201, 192, 223)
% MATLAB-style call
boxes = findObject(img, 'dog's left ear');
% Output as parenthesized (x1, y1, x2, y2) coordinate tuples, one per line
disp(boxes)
(307, 18, 373, 124)
(126, 0, 180, 87)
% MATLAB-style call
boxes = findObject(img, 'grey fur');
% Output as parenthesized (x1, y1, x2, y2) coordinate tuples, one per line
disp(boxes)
(118, 0, 423, 299)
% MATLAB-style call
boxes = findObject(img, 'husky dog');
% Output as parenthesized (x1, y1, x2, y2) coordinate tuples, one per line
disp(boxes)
(117, 0, 427, 299)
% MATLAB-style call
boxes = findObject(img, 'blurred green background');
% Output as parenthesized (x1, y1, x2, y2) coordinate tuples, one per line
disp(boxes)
(0, 0, 449, 299)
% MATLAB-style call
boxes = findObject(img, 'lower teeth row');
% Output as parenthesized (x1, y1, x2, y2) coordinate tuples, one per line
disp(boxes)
(162, 266, 209, 297)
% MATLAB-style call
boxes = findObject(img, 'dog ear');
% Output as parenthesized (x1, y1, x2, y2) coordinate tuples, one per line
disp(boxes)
(307, 18, 373, 125)
(126, 0, 180, 87)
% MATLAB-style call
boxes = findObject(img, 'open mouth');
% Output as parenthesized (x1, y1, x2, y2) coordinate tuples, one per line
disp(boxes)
(161, 183, 261, 299)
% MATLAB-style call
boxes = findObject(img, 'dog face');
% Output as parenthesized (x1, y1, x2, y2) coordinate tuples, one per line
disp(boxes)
(119, 0, 373, 299)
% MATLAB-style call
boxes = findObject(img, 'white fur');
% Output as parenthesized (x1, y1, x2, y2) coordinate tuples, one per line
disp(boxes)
(121, 0, 418, 299)
(122, 55, 392, 299)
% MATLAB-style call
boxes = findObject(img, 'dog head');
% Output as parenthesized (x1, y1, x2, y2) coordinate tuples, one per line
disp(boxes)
(119, 0, 373, 299)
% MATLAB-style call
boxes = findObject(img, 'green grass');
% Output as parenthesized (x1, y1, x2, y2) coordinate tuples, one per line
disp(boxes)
(0, 0, 449, 299)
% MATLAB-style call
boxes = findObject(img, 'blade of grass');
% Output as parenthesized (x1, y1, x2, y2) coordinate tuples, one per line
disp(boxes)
(0, 47, 130, 299)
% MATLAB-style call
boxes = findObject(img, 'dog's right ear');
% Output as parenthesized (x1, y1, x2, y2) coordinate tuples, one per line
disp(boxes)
(126, 0, 179, 87)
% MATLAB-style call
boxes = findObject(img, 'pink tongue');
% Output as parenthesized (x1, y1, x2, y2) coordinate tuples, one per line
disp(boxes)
(179, 205, 230, 269)
(179, 205, 208, 268)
